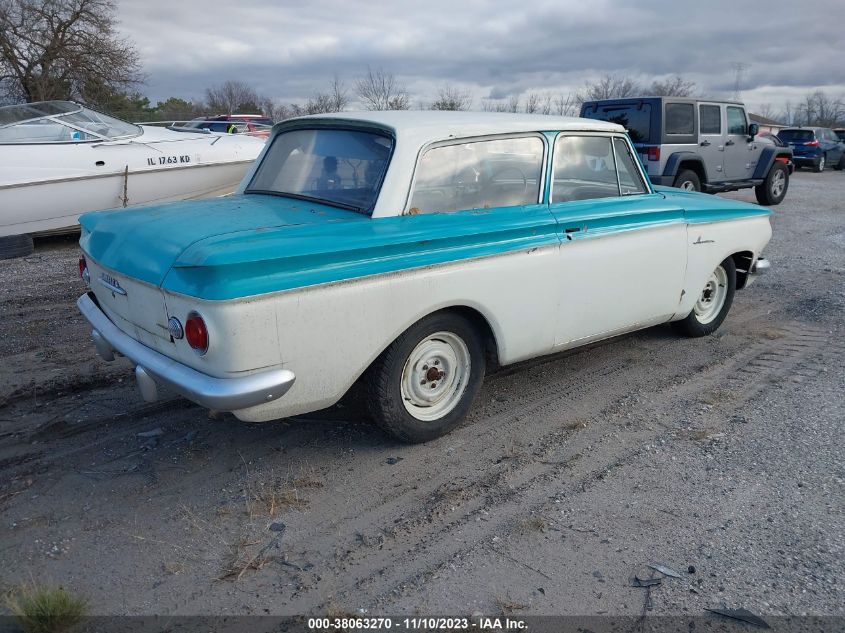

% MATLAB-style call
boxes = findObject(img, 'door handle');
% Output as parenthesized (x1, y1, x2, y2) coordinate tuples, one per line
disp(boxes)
(725, 139, 735, 146)
(700, 139, 711, 147)
(564, 226, 584, 240)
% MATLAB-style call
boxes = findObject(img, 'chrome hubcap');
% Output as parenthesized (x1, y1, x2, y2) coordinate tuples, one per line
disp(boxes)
(401, 331, 470, 421)
(771, 170, 785, 197)
(680, 180, 696, 191)
(694, 265, 728, 324)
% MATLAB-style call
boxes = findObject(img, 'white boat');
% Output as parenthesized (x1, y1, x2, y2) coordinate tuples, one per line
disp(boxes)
(0, 101, 265, 240)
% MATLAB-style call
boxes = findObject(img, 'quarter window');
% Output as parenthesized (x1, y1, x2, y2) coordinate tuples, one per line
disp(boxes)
(665, 103, 694, 135)
(408, 136, 544, 214)
(613, 138, 647, 195)
(699, 105, 721, 135)
(727, 107, 747, 135)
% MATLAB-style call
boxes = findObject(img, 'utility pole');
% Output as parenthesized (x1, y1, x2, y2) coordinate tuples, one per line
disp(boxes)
(731, 62, 748, 101)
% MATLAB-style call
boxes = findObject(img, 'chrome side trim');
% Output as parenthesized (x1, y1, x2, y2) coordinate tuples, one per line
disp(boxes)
(77, 293, 295, 411)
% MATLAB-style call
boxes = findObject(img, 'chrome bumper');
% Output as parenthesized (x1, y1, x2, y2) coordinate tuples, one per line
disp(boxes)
(77, 293, 295, 411)
(745, 257, 770, 288)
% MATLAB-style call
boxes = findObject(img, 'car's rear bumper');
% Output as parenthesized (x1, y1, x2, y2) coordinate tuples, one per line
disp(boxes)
(77, 292, 295, 411)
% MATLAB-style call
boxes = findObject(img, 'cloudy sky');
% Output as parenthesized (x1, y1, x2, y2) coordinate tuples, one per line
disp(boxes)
(116, 0, 844, 114)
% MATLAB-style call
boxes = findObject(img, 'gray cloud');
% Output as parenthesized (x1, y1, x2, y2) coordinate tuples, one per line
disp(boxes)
(117, 0, 845, 112)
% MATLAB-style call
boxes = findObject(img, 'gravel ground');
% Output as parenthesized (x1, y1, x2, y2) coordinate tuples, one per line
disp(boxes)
(0, 170, 842, 625)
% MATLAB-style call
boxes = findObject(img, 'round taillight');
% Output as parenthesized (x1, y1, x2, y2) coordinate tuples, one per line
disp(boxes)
(78, 257, 90, 286)
(185, 313, 209, 354)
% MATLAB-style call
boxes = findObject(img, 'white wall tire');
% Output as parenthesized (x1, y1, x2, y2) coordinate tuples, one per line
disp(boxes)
(675, 257, 737, 337)
(366, 312, 485, 443)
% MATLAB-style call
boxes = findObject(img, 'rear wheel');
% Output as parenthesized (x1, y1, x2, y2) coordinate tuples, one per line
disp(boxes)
(0, 234, 34, 260)
(755, 162, 789, 206)
(673, 169, 701, 192)
(674, 258, 736, 338)
(365, 312, 485, 443)
(814, 154, 826, 172)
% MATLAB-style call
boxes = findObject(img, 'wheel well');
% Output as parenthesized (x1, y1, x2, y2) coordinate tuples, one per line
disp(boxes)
(678, 160, 706, 184)
(440, 306, 500, 369)
(731, 251, 754, 289)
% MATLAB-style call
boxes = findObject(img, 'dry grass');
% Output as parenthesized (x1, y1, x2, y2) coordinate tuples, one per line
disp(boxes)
(239, 455, 321, 519)
(162, 562, 184, 575)
(517, 515, 549, 534)
(218, 538, 275, 581)
(6, 584, 87, 633)
(563, 418, 589, 431)
(496, 595, 528, 615)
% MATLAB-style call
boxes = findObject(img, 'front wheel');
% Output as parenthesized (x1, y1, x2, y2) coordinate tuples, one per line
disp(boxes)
(834, 154, 845, 171)
(365, 312, 486, 443)
(674, 257, 736, 338)
(755, 162, 789, 206)
(673, 169, 701, 192)
(814, 154, 826, 172)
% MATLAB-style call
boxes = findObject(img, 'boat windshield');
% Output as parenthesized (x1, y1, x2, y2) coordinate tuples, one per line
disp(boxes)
(0, 100, 142, 144)
(246, 127, 394, 214)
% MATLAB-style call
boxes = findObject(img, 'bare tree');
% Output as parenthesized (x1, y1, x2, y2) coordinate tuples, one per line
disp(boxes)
(553, 92, 578, 116)
(649, 74, 696, 97)
(523, 92, 541, 114)
(0, 0, 142, 103)
(356, 66, 409, 110)
(326, 74, 349, 112)
(480, 99, 507, 112)
(581, 74, 640, 102)
(430, 84, 471, 111)
(755, 103, 778, 122)
(205, 80, 262, 114)
(796, 90, 845, 127)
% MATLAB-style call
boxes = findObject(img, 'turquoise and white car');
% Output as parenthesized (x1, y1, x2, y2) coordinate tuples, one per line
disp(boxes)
(77, 112, 772, 442)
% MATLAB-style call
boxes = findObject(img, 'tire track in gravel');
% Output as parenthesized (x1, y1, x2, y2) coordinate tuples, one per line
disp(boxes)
(346, 322, 837, 612)
(162, 315, 830, 615)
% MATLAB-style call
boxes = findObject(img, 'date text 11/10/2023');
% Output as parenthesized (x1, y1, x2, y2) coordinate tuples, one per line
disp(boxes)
(306, 617, 527, 630)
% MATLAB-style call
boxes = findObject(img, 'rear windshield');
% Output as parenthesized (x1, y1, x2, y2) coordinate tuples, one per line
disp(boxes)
(581, 103, 651, 143)
(778, 129, 815, 142)
(246, 127, 393, 214)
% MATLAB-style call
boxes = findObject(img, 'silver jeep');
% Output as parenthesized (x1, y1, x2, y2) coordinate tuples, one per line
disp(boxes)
(581, 97, 794, 206)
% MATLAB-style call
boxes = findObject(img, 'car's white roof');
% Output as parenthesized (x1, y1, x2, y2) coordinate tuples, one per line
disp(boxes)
(300, 110, 624, 145)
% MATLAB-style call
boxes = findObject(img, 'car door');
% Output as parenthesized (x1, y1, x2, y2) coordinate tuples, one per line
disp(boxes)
(405, 134, 562, 361)
(697, 103, 725, 182)
(724, 106, 755, 180)
(548, 133, 687, 347)
(822, 129, 844, 163)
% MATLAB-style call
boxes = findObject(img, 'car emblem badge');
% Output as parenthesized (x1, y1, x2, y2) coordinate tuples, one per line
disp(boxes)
(98, 272, 126, 295)
(168, 317, 184, 340)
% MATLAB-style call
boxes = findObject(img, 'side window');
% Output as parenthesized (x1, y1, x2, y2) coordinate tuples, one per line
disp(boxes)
(699, 105, 721, 135)
(552, 135, 618, 203)
(409, 136, 543, 214)
(727, 107, 747, 135)
(665, 103, 694, 135)
(613, 138, 647, 195)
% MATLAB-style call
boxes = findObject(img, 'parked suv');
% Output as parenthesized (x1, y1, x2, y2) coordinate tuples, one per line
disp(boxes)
(580, 97, 793, 205)
(777, 127, 845, 172)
